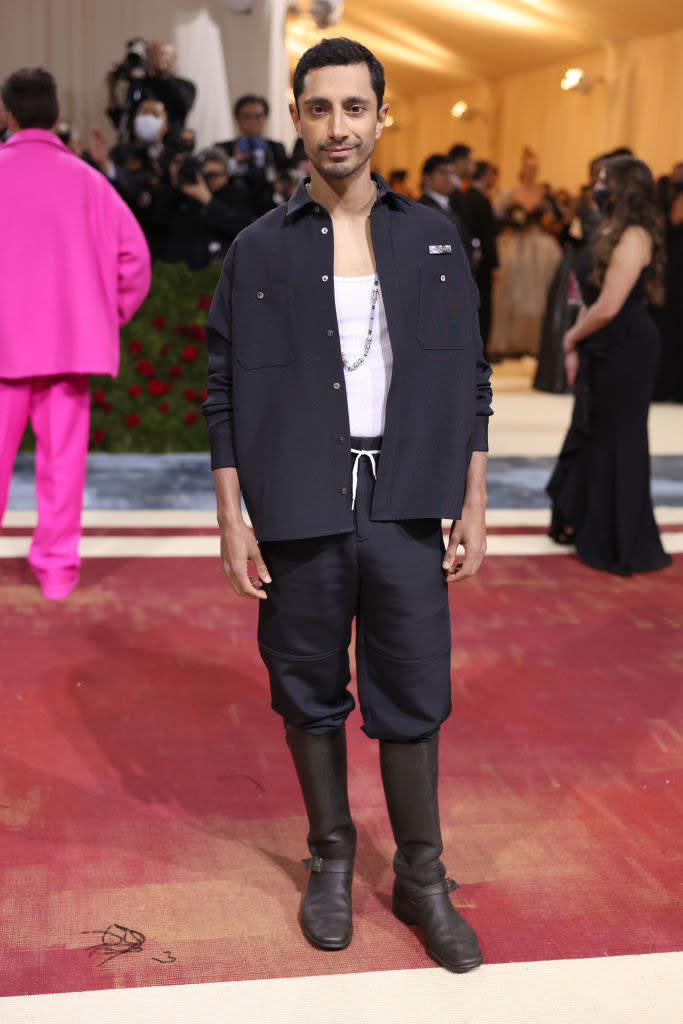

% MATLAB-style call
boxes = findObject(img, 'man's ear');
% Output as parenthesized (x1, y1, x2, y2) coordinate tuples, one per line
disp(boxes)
(289, 101, 303, 139)
(375, 102, 390, 139)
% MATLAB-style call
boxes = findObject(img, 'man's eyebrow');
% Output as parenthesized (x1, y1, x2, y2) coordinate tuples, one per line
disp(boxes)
(302, 95, 372, 106)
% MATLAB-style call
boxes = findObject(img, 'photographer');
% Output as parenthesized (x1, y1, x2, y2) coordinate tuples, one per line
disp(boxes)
(107, 38, 196, 145)
(165, 147, 253, 269)
(217, 94, 288, 217)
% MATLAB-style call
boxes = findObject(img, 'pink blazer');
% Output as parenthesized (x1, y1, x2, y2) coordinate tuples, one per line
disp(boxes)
(0, 130, 151, 378)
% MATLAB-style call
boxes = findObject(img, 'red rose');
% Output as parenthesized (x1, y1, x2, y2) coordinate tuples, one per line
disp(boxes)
(92, 389, 107, 405)
(183, 387, 197, 401)
(175, 324, 187, 334)
(201, 389, 207, 402)
(184, 410, 199, 424)
(169, 364, 182, 377)
(199, 295, 211, 309)
(128, 340, 143, 355)
(102, 402, 113, 413)
(128, 384, 142, 398)
(188, 324, 205, 342)
(153, 316, 166, 330)
(159, 402, 169, 414)
(181, 345, 198, 362)
(136, 359, 155, 377)
(159, 345, 169, 356)
(148, 379, 168, 397)
(125, 413, 141, 427)
(91, 429, 105, 444)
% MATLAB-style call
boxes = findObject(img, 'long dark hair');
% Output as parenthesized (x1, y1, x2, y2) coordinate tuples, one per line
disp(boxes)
(590, 156, 664, 301)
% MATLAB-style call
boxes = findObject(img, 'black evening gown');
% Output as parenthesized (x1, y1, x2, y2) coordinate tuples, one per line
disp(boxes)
(547, 252, 673, 576)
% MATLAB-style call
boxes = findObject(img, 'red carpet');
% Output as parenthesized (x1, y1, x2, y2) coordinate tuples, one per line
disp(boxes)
(0, 553, 681, 997)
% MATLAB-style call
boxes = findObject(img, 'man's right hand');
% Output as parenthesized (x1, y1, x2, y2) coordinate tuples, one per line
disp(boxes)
(219, 521, 271, 599)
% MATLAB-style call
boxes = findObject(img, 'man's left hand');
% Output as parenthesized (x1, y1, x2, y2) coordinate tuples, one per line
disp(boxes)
(442, 503, 487, 582)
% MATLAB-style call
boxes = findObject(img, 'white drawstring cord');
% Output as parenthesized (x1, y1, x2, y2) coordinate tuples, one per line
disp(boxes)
(350, 449, 380, 510)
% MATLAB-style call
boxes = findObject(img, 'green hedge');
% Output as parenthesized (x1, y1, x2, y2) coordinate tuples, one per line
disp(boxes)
(21, 260, 222, 453)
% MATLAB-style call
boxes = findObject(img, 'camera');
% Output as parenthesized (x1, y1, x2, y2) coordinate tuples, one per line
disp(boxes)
(177, 154, 204, 185)
(113, 38, 149, 82)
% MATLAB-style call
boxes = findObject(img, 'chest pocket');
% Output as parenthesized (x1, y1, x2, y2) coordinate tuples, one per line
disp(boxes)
(233, 281, 295, 369)
(416, 262, 470, 350)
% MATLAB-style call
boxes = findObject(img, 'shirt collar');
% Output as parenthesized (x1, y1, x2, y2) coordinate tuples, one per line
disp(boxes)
(286, 171, 409, 217)
(2, 128, 69, 151)
(424, 189, 450, 211)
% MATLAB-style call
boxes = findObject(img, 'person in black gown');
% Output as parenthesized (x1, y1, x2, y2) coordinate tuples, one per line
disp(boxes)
(547, 156, 672, 576)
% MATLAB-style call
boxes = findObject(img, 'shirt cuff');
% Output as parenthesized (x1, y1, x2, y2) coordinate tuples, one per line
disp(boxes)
(472, 414, 489, 452)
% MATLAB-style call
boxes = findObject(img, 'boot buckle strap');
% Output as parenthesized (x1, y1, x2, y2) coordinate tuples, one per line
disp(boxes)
(400, 877, 460, 899)
(302, 856, 353, 874)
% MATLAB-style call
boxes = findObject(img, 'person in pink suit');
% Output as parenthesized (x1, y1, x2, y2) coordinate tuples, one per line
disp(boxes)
(0, 68, 151, 599)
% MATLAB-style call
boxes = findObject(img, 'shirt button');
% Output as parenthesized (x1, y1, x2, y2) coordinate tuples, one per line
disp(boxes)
(440, 274, 446, 282)
(322, 274, 329, 282)
(327, 329, 334, 336)
(340, 487, 347, 495)
(257, 290, 264, 298)
(333, 382, 341, 390)
(321, 227, 329, 234)
(338, 436, 346, 444)
(314, 205, 320, 213)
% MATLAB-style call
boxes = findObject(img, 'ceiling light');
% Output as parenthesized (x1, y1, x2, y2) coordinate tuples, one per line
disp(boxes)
(451, 101, 468, 118)
(561, 68, 584, 91)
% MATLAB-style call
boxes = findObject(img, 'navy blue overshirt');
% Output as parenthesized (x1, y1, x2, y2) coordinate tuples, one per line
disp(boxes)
(203, 173, 493, 542)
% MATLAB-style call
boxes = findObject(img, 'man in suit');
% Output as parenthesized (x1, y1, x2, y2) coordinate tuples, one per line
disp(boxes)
(204, 38, 491, 973)
(0, 68, 150, 600)
(448, 142, 474, 222)
(461, 161, 499, 358)
(217, 94, 289, 217)
(418, 153, 469, 249)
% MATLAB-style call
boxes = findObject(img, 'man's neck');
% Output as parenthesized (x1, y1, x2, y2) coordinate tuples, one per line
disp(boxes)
(306, 166, 376, 218)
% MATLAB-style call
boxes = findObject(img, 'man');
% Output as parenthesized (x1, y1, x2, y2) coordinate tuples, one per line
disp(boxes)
(165, 147, 253, 268)
(418, 153, 465, 233)
(0, 68, 150, 600)
(107, 40, 196, 146)
(217, 94, 289, 217)
(204, 38, 491, 973)
(448, 142, 474, 222)
(460, 161, 499, 358)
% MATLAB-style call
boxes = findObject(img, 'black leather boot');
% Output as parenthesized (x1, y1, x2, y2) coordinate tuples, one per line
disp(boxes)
(285, 722, 356, 950)
(380, 736, 483, 973)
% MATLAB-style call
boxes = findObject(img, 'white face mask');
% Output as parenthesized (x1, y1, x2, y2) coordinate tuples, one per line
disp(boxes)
(134, 114, 164, 143)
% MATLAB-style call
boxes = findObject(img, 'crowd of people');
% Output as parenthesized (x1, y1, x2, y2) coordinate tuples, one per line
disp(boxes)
(389, 143, 682, 408)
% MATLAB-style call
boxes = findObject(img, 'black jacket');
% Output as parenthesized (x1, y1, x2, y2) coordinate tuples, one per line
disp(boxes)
(460, 187, 498, 278)
(203, 173, 492, 542)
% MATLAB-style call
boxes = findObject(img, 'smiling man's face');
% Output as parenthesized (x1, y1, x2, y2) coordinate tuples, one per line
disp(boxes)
(290, 62, 388, 183)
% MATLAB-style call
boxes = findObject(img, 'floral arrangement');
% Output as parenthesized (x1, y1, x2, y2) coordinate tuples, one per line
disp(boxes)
(21, 260, 222, 453)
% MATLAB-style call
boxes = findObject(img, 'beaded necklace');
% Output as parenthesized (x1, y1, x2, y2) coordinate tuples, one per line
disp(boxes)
(341, 278, 380, 372)
(304, 181, 380, 372)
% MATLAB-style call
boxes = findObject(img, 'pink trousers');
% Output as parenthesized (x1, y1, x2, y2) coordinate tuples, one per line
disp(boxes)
(0, 375, 90, 597)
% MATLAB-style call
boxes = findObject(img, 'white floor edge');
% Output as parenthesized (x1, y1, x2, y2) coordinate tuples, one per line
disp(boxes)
(1, 952, 680, 1024)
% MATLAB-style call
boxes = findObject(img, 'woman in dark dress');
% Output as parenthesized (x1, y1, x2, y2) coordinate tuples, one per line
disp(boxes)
(547, 156, 672, 576)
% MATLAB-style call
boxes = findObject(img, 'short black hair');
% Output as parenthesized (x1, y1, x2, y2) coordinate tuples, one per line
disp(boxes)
(448, 143, 471, 162)
(1, 67, 58, 129)
(472, 160, 492, 182)
(422, 154, 450, 177)
(293, 37, 385, 112)
(234, 94, 269, 120)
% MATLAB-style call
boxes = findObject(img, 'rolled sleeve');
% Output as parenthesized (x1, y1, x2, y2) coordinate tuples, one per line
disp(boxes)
(203, 245, 237, 468)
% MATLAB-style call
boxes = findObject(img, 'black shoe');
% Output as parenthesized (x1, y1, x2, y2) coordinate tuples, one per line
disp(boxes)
(380, 736, 483, 972)
(300, 855, 353, 950)
(285, 723, 356, 951)
(393, 877, 482, 973)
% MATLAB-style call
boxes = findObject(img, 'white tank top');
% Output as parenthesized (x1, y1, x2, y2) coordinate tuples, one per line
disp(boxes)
(334, 274, 393, 437)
